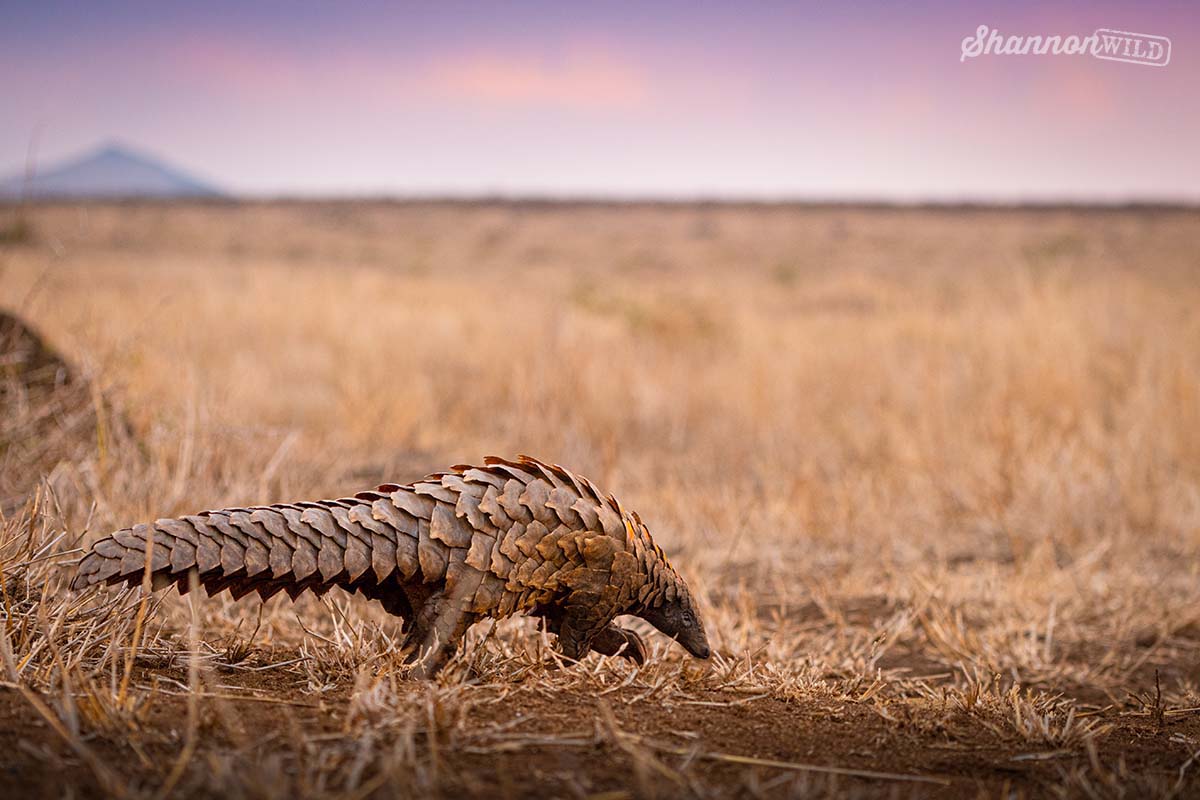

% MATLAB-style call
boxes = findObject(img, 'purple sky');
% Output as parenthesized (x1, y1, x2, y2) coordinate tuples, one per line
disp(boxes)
(2, 1, 1196, 199)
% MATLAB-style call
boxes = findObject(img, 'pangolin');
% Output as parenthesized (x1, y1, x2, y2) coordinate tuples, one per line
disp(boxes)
(72, 456, 710, 677)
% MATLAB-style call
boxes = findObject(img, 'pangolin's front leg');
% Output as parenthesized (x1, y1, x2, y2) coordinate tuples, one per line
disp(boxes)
(587, 624, 647, 665)
(535, 605, 646, 665)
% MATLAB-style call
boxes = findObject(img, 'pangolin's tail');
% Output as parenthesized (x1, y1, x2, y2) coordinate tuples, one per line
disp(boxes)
(71, 489, 428, 602)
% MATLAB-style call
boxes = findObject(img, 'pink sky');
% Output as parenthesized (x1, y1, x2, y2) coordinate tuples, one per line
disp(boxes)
(2, 1, 1196, 199)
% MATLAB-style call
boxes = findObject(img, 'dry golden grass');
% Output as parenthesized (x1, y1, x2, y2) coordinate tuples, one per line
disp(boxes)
(1, 201, 1199, 797)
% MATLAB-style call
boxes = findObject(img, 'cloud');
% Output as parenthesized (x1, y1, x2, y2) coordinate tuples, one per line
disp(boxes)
(426, 49, 651, 111)
(158, 33, 653, 115)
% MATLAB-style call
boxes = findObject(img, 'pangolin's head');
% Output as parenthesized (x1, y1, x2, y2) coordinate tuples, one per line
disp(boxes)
(638, 579, 709, 659)
(628, 532, 710, 662)
(615, 510, 710, 659)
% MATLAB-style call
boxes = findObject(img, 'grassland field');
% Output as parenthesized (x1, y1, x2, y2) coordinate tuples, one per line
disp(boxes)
(1, 201, 1199, 798)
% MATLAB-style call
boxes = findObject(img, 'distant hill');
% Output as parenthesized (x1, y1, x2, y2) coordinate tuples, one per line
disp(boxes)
(0, 143, 225, 199)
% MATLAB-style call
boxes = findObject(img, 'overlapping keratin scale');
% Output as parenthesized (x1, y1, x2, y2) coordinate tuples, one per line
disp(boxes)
(73, 456, 685, 623)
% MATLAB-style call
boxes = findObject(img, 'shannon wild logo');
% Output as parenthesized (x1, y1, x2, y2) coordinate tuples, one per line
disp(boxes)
(961, 25, 1171, 66)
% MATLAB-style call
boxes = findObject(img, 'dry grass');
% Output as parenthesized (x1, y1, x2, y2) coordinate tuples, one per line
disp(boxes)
(1, 201, 1199, 797)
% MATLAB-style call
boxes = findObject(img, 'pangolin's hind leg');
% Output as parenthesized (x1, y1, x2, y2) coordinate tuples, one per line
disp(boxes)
(359, 581, 416, 623)
(357, 580, 454, 675)
(401, 589, 477, 679)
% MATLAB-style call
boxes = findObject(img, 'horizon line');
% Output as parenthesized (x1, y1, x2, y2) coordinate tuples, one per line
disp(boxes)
(5, 194, 1199, 210)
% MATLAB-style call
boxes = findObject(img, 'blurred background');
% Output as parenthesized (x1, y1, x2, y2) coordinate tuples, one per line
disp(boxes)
(2, 0, 1197, 200)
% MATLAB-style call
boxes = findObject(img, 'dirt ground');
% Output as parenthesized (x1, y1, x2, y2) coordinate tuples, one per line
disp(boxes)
(2, 201, 1199, 798)
(3, 634, 1198, 798)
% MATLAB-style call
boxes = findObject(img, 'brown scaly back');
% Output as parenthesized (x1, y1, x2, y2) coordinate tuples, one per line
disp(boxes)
(72, 455, 709, 677)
